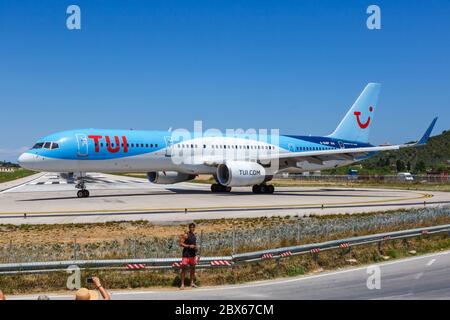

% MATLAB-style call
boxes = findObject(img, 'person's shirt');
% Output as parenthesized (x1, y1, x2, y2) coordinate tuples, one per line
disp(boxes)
(182, 232, 197, 257)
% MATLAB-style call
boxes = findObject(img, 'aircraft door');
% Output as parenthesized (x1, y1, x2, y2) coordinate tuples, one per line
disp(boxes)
(76, 134, 89, 157)
(164, 136, 173, 157)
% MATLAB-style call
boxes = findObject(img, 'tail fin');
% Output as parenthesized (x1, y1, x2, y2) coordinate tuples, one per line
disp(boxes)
(328, 83, 381, 143)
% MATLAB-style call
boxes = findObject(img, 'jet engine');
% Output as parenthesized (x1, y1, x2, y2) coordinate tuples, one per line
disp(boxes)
(216, 161, 270, 187)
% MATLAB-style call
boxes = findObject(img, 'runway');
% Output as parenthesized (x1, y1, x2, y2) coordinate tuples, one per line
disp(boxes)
(9, 250, 450, 300)
(0, 172, 449, 225)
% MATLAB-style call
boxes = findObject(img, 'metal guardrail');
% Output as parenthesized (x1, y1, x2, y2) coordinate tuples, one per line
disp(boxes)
(1, 224, 449, 274)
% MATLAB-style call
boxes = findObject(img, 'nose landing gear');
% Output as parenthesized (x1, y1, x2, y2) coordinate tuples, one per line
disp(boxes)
(75, 179, 90, 198)
(76, 189, 90, 198)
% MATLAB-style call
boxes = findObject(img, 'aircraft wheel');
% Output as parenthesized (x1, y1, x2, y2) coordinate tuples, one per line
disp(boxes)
(260, 184, 267, 193)
(211, 184, 231, 193)
(77, 190, 84, 198)
(252, 184, 261, 194)
(267, 185, 275, 194)
(83, 190, 90, 197)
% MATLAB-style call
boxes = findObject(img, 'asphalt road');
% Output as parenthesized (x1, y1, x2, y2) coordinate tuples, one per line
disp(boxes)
(0, 172, 448, 224)
(10, 250, 450, 300)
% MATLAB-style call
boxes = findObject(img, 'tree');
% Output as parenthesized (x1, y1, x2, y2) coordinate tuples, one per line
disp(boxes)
(414, 161, 426, 173)
(396, 160, 405, 172)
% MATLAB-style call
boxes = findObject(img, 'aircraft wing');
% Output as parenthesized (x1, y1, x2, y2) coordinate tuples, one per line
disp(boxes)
(201, 144, 399, 166)
(201, 117, 437, 166)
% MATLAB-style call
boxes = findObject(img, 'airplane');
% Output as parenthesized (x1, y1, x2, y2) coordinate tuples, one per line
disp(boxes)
(18, 83, 437, 198)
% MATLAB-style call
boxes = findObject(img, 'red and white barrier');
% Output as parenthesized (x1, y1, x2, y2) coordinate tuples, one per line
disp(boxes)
(339, 243, 350, 249)
(210, 260, 232, 266)
(310, 248, 321, 254)
(172, 262, 182, 268)
(261, 253, 273, 259)
(421, 230, 429, 235)
(383, 236, 391, 240)
(126, 263, 146, 270)
(280, 251, 292, 258)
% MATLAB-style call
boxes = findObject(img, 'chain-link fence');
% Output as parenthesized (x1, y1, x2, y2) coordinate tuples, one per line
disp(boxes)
(1, 206, 449, 263)
(285, 174, 449, 183)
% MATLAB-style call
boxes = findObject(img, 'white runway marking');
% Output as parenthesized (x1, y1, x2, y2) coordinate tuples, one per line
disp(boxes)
(427, 258, 436, 266)
(414, 272, 424, 280)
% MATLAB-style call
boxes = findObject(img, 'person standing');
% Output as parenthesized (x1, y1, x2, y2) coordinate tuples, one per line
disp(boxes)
(179, 223, 199, 289)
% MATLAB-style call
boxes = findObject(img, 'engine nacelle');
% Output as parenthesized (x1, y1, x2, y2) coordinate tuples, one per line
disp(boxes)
(147, 171, 196, 184)
(217, 161, 269, 187)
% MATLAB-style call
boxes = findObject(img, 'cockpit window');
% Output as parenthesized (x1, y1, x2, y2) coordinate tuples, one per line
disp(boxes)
(51, 143, 59, 149)
(44, 142, 52, 149)
(32, 142, 44, 149)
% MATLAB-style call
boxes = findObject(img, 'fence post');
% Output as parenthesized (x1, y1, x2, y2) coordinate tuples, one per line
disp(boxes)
(199, 230, 204, 276)
(133, 239, 137, 258)
(377, 241, 382, 256)
(232, 224, 236, 255)
(402, 238, 409, 250)
(297, 220, 301, 244)
(9, 239, 13, 263)
(73, 237, 78, 261)
(312, 252, 319, 262)
(200, 230, 204, 256)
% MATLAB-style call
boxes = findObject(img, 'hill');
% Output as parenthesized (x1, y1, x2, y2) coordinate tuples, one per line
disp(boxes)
(327, 129, 450, 174)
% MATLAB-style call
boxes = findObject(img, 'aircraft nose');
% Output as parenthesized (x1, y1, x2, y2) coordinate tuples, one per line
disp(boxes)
(18, 153, 35, 169)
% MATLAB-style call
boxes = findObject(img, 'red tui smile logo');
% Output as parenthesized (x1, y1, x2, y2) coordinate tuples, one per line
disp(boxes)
(354, 106, 373, 129)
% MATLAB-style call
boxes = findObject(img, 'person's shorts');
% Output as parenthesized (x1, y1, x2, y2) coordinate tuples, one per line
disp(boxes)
(181, 257, 197, 267)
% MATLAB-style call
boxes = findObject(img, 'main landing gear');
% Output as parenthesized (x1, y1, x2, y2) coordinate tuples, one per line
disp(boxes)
(75, 179, 90, 198)
(252, 184, 275, 194)
(211, 184, 232, 193)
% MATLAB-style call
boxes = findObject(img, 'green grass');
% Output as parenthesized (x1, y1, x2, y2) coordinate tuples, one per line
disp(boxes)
(0, 169, 36, 183)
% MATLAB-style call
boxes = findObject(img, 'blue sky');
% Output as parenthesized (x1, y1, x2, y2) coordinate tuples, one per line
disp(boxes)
(0, 0, 449, 161)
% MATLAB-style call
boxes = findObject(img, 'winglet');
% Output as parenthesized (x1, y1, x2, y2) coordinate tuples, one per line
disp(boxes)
(417, 117, 438, 145)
